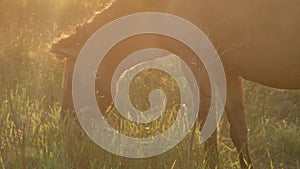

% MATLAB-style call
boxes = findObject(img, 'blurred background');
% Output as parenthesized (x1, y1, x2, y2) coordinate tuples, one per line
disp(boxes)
(0, 0, 299, 168)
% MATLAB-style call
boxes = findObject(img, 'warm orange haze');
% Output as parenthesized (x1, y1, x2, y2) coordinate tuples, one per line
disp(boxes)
(0, 0, 300, 169)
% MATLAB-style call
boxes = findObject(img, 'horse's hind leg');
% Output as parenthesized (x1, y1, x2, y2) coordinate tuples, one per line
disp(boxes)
(225, 75, 253, 169)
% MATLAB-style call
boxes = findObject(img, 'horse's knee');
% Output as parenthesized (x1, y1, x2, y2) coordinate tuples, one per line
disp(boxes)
(204, 129, 218, 149)
(229, 122, 248, 148)
(226, 107, 248, 147)
(227, 109, 252, 169)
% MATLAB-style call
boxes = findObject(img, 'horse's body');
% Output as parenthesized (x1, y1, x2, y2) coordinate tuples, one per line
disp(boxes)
(50, 1, 300, 168)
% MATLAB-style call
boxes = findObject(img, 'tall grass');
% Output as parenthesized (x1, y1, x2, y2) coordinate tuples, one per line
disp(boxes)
(0, 0, 299, 168)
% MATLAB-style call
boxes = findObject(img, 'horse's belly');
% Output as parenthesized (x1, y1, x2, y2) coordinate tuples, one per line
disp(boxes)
(210, 1, 300, 89)
(224, 48, 300, 89)
(237, 63, 300, 90)
(229, 24, 300, 89)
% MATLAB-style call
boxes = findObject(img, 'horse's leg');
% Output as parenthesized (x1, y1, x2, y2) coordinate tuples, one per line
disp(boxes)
(61, 57, 76, 119)
(203, 126, 218, 169)
(225, 75, 253, 169)
(197, 66, 219, 169)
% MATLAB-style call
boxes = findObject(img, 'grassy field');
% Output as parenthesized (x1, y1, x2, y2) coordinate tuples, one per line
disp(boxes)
(0, 0, 299, 168)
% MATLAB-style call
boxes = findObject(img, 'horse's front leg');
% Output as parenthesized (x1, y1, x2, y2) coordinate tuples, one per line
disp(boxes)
(61, 57, 76, 119)
(198, 67, 219, 169)
(225, 75, 253, 169)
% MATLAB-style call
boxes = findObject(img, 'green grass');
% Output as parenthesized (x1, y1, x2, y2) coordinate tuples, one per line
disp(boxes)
(0, 0, 299, 168)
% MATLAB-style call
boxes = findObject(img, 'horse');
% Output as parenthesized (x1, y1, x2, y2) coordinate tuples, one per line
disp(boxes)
(50, 0, 300, 168)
